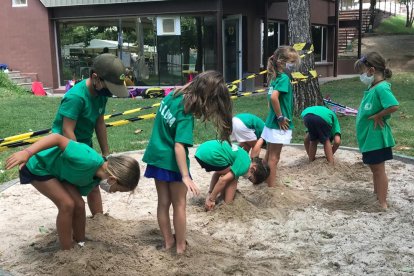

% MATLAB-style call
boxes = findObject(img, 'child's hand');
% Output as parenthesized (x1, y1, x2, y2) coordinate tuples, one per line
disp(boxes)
(278, 117, 290, 130)
(368, 114, 384, 129)
(205, 196, 215, 211)
(182, 175, 200, 196)
(5, 150, 30, 170)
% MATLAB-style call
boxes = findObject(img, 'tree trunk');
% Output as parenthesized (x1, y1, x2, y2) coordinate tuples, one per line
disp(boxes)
(288, 0, 323, 114)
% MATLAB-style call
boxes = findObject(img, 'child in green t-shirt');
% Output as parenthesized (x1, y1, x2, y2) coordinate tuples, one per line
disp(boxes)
(5, 134, 140, 250)
(300, 105, 341, 164)
(354, 52, 399, 209)
(231, 113, 266, 158)
(195, 140, 270, 211)
(262, 46, 300, 187)
(142, 71, 233, 254)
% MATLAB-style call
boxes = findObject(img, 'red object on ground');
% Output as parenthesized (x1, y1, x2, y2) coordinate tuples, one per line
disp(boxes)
(31, 81, 46, 96)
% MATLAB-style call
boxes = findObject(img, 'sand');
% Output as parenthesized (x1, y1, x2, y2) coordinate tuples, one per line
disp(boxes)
(0, 146, 413, 276)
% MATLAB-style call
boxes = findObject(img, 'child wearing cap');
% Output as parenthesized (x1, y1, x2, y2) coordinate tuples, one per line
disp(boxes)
(195, 140, 270, 211)
(300, 105, 341, 164)
(51, 54, 129, 216)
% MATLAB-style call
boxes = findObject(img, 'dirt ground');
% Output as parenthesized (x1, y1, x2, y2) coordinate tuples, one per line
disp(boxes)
(344, 34, 414, 72)
(1, 146, 414, 276)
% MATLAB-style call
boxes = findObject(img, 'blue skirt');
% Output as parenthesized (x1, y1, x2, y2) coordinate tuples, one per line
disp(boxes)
(144, 165, 186, 182)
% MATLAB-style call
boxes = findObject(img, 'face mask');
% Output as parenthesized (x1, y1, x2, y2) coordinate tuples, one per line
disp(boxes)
(96, 88, 113, 97)
(359, 73, 374, 86)
(285, 62, 296, 73)
(93, 78, 113, 97)
(99, 179, 113, 193)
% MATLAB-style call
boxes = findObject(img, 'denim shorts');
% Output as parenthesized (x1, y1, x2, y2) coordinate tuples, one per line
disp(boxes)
(303, 113, 333, 143)
(195, 156, 229, 172)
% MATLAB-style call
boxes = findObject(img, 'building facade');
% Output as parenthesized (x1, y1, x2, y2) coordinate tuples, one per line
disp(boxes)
(0, 0, 337, 89)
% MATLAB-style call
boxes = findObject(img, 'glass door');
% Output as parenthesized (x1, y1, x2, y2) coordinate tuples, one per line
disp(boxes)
(223, 15, 242, 86)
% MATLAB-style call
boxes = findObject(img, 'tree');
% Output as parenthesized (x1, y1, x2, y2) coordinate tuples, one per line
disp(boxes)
(400, 0, 414, 27)
(288, 0, 323, 114)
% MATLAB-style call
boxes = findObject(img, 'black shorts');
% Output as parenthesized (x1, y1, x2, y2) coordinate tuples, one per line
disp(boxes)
(195, 156, 229, 172)
(362, 147, 393, 165)
(19, 165, 54, 184)
(303, 113, 332, 144)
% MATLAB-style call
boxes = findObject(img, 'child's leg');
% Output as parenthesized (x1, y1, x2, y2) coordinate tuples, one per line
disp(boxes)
(323, 140, 334, 164)
(307, 140, 318, 162)
(265, 143, 283, 187)
(223, 179, 238, 203)
(169, 181, 188, 254)
(86, 186, 103, 216)
(304, 133, 310, 156)
(32, 179, 75, 250)
(155, 180, 175, 249)
(63, 183, 86, 243)
(369, 162, 388, 208)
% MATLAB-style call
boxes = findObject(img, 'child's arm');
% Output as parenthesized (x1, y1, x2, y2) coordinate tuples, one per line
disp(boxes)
(206, 171, 235, 210)
(250, 138, 265, 158)
(270, 91, 289, 130)
(175, 142, 200, 196)
(95, 115, 110, 157)
(368, 105, 399, 129)
(5, 134, 70, 170)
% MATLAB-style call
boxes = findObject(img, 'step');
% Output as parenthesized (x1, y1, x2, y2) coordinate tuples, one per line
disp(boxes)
(9, 76, 32, 84)
(5, 71, 21, 78)
(17, 82, 32, 91)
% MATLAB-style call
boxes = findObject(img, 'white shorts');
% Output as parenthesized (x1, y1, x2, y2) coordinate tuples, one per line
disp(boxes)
(230, 117, 257, 142)
(261, 126, 292, 144)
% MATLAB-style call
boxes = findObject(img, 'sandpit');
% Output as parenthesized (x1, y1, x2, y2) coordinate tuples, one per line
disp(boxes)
(0, 146, 413, 275)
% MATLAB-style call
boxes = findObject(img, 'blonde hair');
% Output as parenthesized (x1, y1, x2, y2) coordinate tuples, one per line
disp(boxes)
(354, 52, 392, 79)
(174, 70, 233, 142)
(106, 155, 140, 191)
(267, 46, 300, 82)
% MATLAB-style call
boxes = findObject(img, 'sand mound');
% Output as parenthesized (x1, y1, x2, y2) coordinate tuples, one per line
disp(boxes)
(1, 146, 413, 275)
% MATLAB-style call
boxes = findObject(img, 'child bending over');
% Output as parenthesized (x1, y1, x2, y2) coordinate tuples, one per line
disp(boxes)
(195, 140, 270, 211)
(301, 105, 341, 164)
(5, 134, 140, 250)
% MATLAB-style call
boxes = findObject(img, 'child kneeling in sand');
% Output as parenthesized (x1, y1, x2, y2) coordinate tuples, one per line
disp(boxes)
(5, 134, 140, 250)
(300, 105, 341, 164)
(195, 140, 270, 211)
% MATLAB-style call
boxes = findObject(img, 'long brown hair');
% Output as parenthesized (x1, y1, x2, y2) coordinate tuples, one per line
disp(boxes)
(267, 46, 300, 82)
(354, 52, 392, 79)
(107, 155, 140, 191)
(174, 71, 233, 142)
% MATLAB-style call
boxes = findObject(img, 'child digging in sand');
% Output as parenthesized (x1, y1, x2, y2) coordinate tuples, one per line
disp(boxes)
(195, 140, 270, 211)
(5, 134, 140, 250)
(300, 105, 341, 164)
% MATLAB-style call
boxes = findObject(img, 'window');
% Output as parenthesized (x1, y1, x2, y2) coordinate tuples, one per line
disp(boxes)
(12, 0, 27, 7)
(312, 25, 328, 62)
(261, 21, 287, 67)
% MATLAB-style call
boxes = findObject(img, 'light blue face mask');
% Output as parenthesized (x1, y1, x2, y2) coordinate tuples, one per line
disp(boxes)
(360, 73, 374, 86)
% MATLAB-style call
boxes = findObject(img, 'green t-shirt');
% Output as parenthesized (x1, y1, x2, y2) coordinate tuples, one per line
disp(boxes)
(52, 80, 108, 146)
(301, 106, 341, 138)
(195, 140, 251, 178)
(265, 73, 294, 130)
(142, 92, 194, 172)
(356, 81, 399, 153)
(26, 140, 104, 196)
(235, 113, 265, 139)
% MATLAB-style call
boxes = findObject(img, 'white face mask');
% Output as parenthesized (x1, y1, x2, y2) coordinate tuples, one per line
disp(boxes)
(99, 179, 113, 193)
(360, 73, 374, 86)
(285, 62, 296, 73)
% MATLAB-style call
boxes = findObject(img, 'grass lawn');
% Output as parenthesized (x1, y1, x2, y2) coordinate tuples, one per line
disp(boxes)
(375, 15, 414, 35)
(1, 72, 413, 184)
